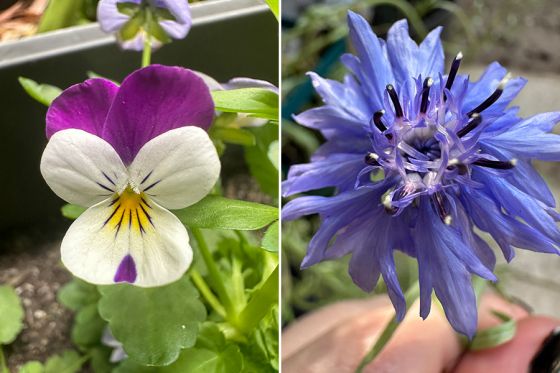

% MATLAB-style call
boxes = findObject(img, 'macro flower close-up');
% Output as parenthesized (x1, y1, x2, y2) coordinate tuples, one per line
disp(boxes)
(97, 0, 192, 50)
(40, 64, 220, 287)
(283, 10, 560, 338)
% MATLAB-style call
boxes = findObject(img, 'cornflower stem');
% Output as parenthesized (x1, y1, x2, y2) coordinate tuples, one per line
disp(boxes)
(191, 228, 235, 316)
(0, 346, 7, 373)
(355, 281, 420, 373)
(191, 269, 227, 319)
(141, 37, 152, 67)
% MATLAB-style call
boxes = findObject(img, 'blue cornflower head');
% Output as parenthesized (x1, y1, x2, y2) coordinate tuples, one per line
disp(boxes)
(97, 0, 191, 51)
(283, 11, 560, 337)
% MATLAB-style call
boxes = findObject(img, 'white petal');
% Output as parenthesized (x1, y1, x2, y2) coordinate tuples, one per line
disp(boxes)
(61, 194, 192, 287)
(128, 126, 220, 210)
(40, 129, 128, 207)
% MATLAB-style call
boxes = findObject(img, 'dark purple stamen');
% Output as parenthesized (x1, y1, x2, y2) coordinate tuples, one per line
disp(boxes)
(433, 192, 452, 225)
(372, 110, 387, 132)
(364, 152, 380, 166)
(420, 77, 433, 114)
(114, 254, 137, 283)
(457, 114, 482, 138)
(445, 52, 463, 92)
(473, 158, 516, 170)
(386, 84, 403, 118)
(466, 75, 509, 117)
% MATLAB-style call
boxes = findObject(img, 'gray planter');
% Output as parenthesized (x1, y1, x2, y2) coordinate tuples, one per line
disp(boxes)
(0, 0, 278, 232)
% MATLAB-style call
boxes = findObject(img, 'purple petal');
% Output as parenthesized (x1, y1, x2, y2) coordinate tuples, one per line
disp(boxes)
(46, 78, 119, 139)
(114, 254, 137, 283)
(97, 0, 131, 33)
(102, 65, 215, 164)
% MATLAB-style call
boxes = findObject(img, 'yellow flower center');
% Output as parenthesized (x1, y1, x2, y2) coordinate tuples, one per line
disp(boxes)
(103, 187, 154, 235)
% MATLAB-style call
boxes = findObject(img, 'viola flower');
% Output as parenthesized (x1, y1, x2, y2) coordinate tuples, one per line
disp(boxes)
(97, 0, 191, 51)
(283, 11, 560, 337)
(40, 65, 220, 287)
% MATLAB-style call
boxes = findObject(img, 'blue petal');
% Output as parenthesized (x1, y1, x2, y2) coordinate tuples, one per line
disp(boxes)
(415, 201, 479, 337)
(347, 11, 394, 108)
(386, 20, 419, 83)
(293, 106, 366, 138)
(474, 169, 560, 243)
(282, 153, 365, 196)
(461, 187, 560, 260)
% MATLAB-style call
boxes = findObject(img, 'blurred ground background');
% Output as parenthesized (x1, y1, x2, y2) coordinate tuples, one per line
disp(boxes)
(282, 0, 560, 324)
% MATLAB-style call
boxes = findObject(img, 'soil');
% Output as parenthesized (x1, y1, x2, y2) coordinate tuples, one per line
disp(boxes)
(0, 228, 73, 371)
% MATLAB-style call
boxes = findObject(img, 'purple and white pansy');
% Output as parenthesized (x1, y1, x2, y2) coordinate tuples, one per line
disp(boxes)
(40, 65, 220, 287)
(97, 0, 191, 51)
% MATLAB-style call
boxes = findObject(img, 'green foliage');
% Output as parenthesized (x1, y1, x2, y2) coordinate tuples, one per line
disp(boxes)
(0, 286, 24, 345)
(18, 78, 62, 107)
(173, 196, 278, 231)
(61, 204, 87, 220)
(18, 361, 43, 373)
(264, 0, 279, 20)
(98, 276, 206, 366)
(244, 125, 279, 200)
(469, 310, 517, 350)
(261, 222, 279, 252)
(211, 89, 278, 122)
(58, 278, 99, 311)
(44, 350, 86, 373)
(37, 0, 99, 33)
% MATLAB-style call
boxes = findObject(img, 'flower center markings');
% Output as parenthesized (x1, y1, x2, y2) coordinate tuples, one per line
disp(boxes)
(363, 52, 518, 222)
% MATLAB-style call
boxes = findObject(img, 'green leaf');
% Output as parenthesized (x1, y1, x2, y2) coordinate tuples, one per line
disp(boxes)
(44, 350, 85, 373)
(168, 325, 242, 373)
(210, 127, 256, 146)
(244, 125, 278, 199)
(469, 310, 517, 350)
(0, 285, 24, 344)
(267, 141, 279, 170)
(61, 204, 86, 220)
(18, 361, 43, 373)
(18, 77, 62, 106)
(261, 221, 278, 252)
(98, 276, 206, 366)
(71, 304, 106, 349)
(237, 267, 278, 333)
(263, 0, 279, 19)
(173, 196, 278, 231)
(58, 278, 99, 311)
(89, 347, 115, 373)
(211, 89, 278, 121)
(38, 0, 87, 33)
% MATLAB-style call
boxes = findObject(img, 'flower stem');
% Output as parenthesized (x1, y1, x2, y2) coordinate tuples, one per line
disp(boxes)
(141, 37, 152, 67)
(355, 281, 420, 373)
(0, 346, 8, 373)
(191, 228, 234, 316)
(191, 268, 226, 319)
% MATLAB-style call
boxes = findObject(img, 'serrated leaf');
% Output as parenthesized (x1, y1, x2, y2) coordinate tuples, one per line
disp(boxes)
(19, 77, 62, 106)
(0, 285, 24, 344)
(18, 361, 43, 373)
(44, 350, 85, 373)
(61, 204, 87, 220)
(469, 310, 516, 350)
(58, 278, 99, 311)
(211, 89, 278, 121)
(173, 196, 278, 231)
(98, 276, 206, 366)
(261, 221, 278, 252)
